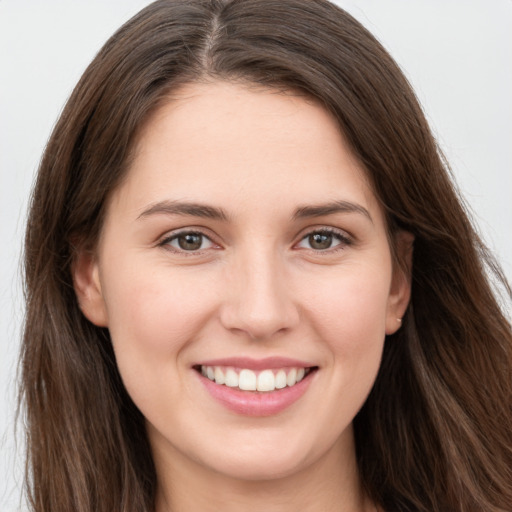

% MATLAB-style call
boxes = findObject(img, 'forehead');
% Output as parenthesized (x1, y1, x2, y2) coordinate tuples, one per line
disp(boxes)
(110, 80, 381, 222)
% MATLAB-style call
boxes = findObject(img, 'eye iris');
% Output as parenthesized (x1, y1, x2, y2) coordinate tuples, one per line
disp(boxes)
(178, 233, 203, 250)
(309, 232, 332, 250)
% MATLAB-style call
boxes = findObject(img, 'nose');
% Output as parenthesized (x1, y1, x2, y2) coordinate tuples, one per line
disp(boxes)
(219, 249, 300, 341)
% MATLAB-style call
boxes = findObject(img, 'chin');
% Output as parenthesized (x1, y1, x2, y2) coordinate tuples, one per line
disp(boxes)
(211, 450, 310, 482)
(199, 428, 331, 482)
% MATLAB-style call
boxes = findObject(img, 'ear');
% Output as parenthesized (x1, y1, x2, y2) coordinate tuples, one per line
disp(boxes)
(72, 247, 109, 327)
(385, 231, 414, 335)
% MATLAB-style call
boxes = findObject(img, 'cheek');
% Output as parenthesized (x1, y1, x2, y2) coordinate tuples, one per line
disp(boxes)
(302, 263, 391, 392)
(99, 262, 217, 395)
(103, 262, 212, 343)
(307, 265, 390, 340)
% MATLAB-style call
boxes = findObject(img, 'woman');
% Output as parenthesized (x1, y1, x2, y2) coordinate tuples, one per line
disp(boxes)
(20, 1, 512, 511)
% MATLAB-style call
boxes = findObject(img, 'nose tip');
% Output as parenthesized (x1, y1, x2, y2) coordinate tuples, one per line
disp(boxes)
(219, 263, 299, 341)
(225, 301, 297, 341)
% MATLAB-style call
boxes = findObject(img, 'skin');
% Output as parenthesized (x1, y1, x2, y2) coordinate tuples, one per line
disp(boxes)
(74, 81, 411, 512)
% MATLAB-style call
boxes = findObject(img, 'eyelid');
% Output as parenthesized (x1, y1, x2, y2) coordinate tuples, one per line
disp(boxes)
(157, 227, 222, 254)
(294, 226, 353, 252)
(155, 225, 353, 254)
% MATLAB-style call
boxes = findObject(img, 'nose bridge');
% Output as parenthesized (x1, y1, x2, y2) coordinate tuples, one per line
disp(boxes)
(220, 243, 299, 339)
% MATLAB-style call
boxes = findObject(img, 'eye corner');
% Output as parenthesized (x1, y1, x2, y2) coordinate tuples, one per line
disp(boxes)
(158, 229, 222, 255)
(294, 227, 353, 253)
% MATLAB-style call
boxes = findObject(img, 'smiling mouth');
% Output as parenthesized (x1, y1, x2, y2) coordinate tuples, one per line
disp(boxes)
(193, 365, 318, 393)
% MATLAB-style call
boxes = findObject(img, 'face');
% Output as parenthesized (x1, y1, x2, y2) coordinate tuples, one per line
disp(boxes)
(75, 81, 411, 483)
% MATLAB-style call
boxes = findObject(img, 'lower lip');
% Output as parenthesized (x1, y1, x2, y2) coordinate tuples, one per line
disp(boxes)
(196, 370, 316, 417)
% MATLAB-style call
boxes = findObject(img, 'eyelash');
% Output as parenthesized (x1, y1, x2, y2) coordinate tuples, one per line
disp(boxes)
(158, 227, 353, 255)
(159, 230, 218, 255)
(296, 227, 353, 253)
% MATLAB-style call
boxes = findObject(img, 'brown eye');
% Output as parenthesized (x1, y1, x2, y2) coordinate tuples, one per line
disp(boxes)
(296, 229, 349, 252)
(308, 232, 334, 250)
(165, 232, 214, 252)
(178, 233, 203, 250)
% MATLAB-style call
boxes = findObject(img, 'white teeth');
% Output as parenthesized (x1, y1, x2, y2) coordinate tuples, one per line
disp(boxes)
(239, 369, 257, 391)
(225, 367, 238, 387)
(200, 365, 312, 392)
(214, 366, 225, 385)
(286, 368, 297, 387)
(275, 369, 287, 389)
(257, 369, 275, 392)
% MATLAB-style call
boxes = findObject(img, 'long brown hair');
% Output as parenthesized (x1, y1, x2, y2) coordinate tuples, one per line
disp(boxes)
(20, 1, 512, 511)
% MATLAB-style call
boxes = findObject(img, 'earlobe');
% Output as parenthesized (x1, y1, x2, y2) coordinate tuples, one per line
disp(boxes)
(72, 248, 109, 327)
(385, 231, 414, 335)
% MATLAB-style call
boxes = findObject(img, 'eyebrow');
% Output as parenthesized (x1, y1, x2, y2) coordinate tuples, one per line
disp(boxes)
(137, 200, 229, 221)
(292, 200, 373, 223)
(137, 199, 372, 223)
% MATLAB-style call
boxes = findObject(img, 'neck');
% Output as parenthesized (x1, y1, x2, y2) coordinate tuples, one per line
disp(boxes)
(151, 425, 374, 512)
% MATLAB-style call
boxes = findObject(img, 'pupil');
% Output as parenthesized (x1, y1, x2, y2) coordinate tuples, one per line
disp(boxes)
(178, 233, 202, 250)
(310, 232, 332, 250)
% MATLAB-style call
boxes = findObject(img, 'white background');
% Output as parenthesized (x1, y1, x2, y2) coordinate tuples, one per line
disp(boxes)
(1, 1, 511, 510)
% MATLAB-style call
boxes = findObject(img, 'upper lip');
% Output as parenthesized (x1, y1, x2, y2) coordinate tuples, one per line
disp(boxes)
(194, 356, 316, 371)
